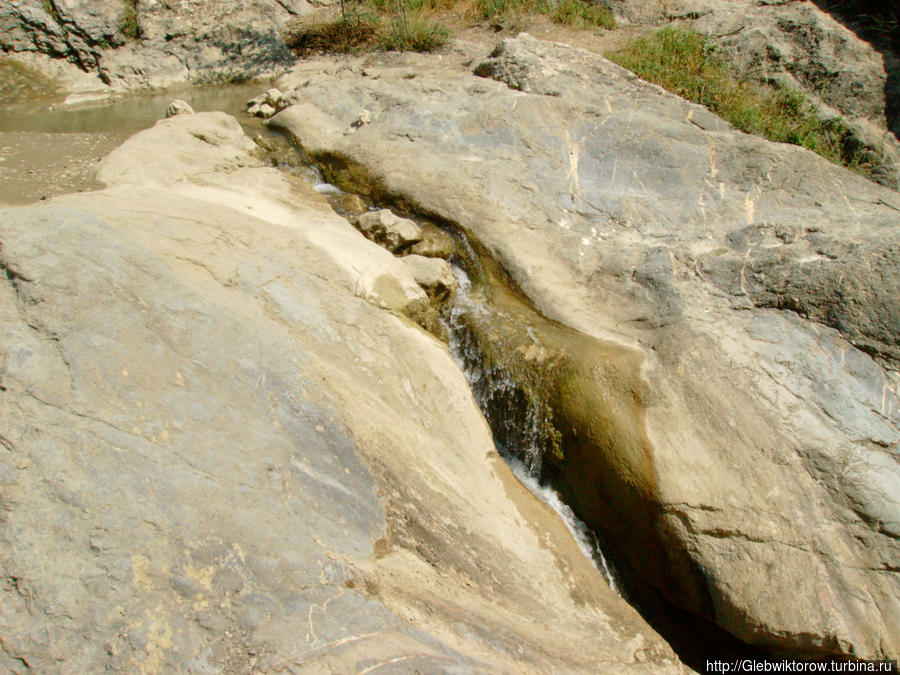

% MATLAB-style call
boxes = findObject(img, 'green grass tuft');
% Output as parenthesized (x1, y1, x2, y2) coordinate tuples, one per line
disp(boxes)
(380, 13, 450, 51)
(475, 0, 614, 28)
(284, 8, 448, 54)
(121, 0, 141, 40)
(542, 0, 614, 29)
(606, 27, 876, 176)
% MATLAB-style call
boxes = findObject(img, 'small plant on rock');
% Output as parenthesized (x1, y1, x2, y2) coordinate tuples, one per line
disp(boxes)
(607, 27, 877, 177)
(121, 0, 141, 40)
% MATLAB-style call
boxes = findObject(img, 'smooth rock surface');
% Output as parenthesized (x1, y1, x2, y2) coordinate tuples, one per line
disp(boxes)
(270, 35, 900, 658)
(0, 111, 683, 672)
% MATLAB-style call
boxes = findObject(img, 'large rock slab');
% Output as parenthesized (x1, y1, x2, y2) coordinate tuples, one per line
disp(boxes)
(269, 35, 900, 658)
(0, 111, 682, 672)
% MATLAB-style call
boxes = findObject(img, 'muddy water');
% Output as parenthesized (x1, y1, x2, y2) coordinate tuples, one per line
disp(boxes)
(0, 58, 273, 204)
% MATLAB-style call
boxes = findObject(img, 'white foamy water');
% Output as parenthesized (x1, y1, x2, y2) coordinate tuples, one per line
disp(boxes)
(505, 455, 620, 593)
(312, 182, 341, 194)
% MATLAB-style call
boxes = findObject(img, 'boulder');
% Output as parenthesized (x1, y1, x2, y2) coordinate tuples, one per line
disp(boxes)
(401, 254, 458, 302)
(409, 221, 458, 258)
(691, 0, 900, 190)
(354, 208, 423, 253)
(165, 98, 195, 117)
(269, 35, 900, 658)
(0, 111, 683, 672)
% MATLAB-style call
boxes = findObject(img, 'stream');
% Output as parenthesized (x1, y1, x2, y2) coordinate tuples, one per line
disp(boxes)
(0, 70, 622, 590)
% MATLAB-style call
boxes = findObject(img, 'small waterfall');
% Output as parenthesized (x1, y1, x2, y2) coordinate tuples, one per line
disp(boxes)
(254, 131, 622, 594)
(442, 264, 620, 593)
(442, 266, 547, 475)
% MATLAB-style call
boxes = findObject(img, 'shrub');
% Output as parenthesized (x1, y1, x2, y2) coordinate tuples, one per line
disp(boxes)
(606, 27, 875, 176)
(474, 0, 614, 28)
(283, 14, 380, 54)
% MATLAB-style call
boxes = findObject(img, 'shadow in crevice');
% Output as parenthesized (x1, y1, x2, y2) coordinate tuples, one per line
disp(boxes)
(812, 0, 900, 138)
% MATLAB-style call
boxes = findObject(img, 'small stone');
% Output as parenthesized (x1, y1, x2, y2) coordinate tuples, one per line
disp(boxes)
(325, 191, 369, 218)
(401, 255, 457, 302)
(408, 222, 457, 259)
(247, 102, 262, 117)
(16, 459, 30, 470)
(264, 88, 285, 110)
(165, 99, 195, 118)
(256, 103, 276, 118)
(354, 209, 422, 253)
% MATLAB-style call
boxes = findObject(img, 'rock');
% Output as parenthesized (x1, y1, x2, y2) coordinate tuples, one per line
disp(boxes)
(325, 190, 370, 218)
(270, 35, 900, 659)
(0, 0, 303, 95)
(165, 99, 195, 118)
(264, 87, 286, 109)
(0, 0, 123, 70)
(354, 208, 422, 253)
(690, 0, 900, 190)
(401, 254, 458, 302)
(247, 89, 288, 118)
(0, 110, 682, 673)
(409, 221, 458, 258)
(610, 0, 900, 190)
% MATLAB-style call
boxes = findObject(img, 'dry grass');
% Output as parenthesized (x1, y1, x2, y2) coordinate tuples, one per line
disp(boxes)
(606, 27, 878, 176)
(283, 0, 613, 54)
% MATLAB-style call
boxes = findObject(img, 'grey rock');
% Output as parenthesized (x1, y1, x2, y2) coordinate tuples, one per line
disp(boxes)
(165, 99, 195, 118)
(401, 254, 458, 302)
(0, 0, 304, 95)
(691, 0, 900, 190)
(270, 35, 900, 658)
(354, 208, 423, 253)
(0, 112, 684, 673)
(409, 221, 458, 258)
(611, 0, 900, 190)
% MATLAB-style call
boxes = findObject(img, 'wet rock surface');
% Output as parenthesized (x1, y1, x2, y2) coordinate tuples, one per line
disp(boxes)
(270, 35, 900, 658)
(0, 111, 684, 672)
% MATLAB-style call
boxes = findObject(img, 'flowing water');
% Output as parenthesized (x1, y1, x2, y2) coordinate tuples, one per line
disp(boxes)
(442, 263, 620, 592)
